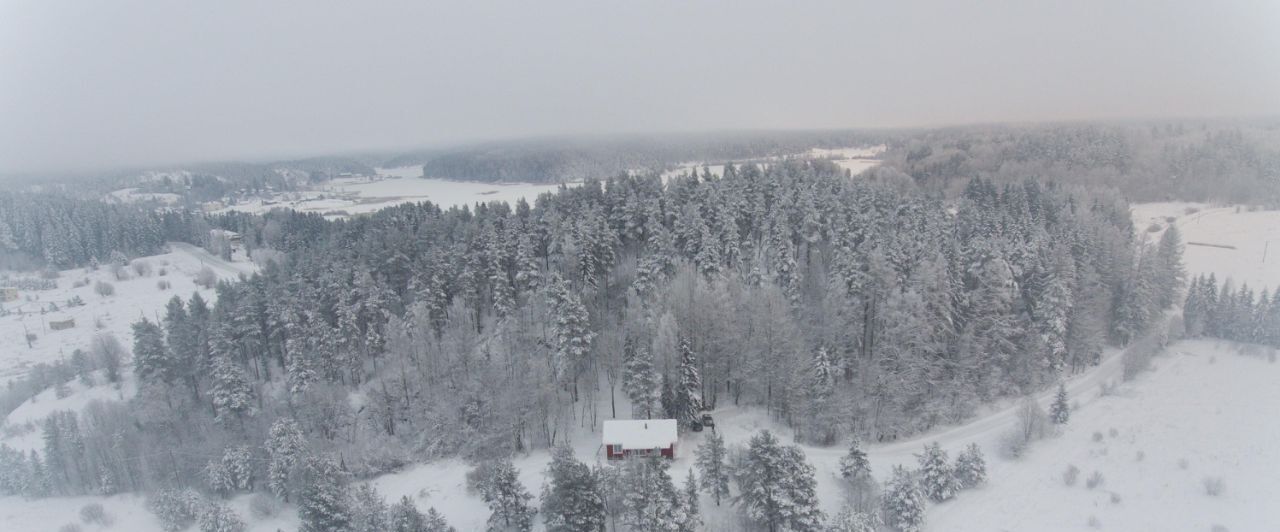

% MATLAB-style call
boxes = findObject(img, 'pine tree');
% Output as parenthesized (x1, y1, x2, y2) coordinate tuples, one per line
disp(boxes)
(549, 275, 594, 398)
(735, 430, 824, 532)
(839, 438, 872, 482)
(805, 346, 838, 445)
(483, 459, 534, 532)
(695, 431, 730, 506)
(210, 355, 255, 424)
(297, 455, 351, 532)
(350, 485, 389, 532)
(132, 318, 173, 385)
(682, 469, 701, 531)
(954, 443, 987, 489)
(541, 446, 606, 532)
(620, 456, 687, 532)
(622, 339, 661, 419)
(1050, 383, 1070, 424)
(883, 465, 925, 532)
(266, 418, 307, 500)
(388, 495, 426, 532)
(423, 507, 456, 532)
(915, 442, 960, 502)
(673, 338, 704, 430)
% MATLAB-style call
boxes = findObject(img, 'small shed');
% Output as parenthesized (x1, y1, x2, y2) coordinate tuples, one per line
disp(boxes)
(603, 419, 678, 460)
(0, 287, 17, 302)
(49, 317, 76, 331)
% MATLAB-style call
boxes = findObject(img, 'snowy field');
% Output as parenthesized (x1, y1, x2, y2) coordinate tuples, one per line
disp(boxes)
(1131, 202, 1280, 291)
(660, 145, 884, 183)
(0, 243, 253, 384)
(928, 339, 1280, 531)
(212, 166, 571, 218)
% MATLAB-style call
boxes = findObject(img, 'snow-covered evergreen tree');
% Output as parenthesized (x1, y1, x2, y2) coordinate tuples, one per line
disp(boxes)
(673, 338, 704, 430)
(735, 430, 824, 531)
(198, 503, 246, 532)
(826, 503, 881, 532)
(483, 459, 535, 532)
(620, 456, 687, 532)
(682, 469, 701, 531)
(695, 431, 730, 506)
(349, 484, 389, 532)
(266, 418, 307, 500)
(297, 455, 351, 532)
(883, 465, 925, 532)
(1050, 383, 1070, 425)
(622, 338, 661, 419)
(210, 355, 255, 424)
(839, 438, 872, 482)
(915, 442, 960, 502)
(540, 446, 606, 532)
(388, 495, 426, 532)
(954, 443, 987, 488)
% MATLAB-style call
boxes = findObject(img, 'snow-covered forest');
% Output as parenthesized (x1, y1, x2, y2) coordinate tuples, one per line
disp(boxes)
(0, 152, 1204, 530)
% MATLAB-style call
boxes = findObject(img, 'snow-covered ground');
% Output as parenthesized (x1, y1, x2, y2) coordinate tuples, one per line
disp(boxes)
(1131, 202, 1280, 291)
(212, 166, 571, 219)
(0, 243, 253, 384)
(928, 339, 1280, 531)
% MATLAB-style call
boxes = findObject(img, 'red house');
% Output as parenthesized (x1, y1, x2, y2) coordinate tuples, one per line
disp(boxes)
(603, 419, 678, 460)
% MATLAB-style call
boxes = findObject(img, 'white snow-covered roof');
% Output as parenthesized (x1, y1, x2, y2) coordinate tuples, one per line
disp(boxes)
(602, 419, 678, 449)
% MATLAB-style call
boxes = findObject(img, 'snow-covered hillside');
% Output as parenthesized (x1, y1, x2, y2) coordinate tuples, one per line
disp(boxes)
(0, 243, 253, 383)
(1132, 202, 1280, 291)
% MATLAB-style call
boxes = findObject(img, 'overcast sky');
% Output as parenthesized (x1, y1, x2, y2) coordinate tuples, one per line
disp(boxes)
(2, 0, 1278, 175)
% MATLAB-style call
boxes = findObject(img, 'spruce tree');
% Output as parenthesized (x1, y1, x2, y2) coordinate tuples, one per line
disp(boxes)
(682, 469, 701, 531)
(839, 438, 872, 482)
(349, 485, 389, 532)
(954, 443, 987, 489)
(1050, 383, 1070, 425)
(622, 339, 661, 419)
(915, 442, 960, 502)
(735, 430, 824, 532)
(483, 459, 535, 532)
(388, 495, 426, 532)
(673, 338, 704, 430)
(541, 446, 606, 532)
(883, 465, 925, 532)
(297, 455, 351, 532)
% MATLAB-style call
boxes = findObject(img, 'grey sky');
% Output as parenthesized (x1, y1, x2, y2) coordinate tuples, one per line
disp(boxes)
(2, 0, 1278, 175)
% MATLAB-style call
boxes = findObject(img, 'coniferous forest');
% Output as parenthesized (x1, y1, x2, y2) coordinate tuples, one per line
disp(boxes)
(0, 154, 1203, 530)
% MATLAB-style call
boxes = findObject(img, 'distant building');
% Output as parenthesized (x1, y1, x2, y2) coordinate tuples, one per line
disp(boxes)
(49, 317, 76, 331)
(0, 287, 16, 302)
(603, 419, 678, 460)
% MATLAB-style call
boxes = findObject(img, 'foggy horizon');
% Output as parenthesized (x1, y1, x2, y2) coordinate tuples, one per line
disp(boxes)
(3, 1, 1279, 175)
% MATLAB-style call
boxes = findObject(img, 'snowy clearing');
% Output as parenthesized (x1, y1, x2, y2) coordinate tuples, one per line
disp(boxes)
(928, 339, 1280, 531)
(1131, 202, 1280, 291)
(212, 166, 572, 218)
(0, 243, 252, 383)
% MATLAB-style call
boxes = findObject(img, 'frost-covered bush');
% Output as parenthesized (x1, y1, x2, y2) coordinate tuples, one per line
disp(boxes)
(1203, 476, 1225, 496)
(132, 260, 153, 277)
(1001, 397, 1050, 458)
(1063, 464, 1080, 486)
(248, 493, 282, 520)
(147, 487, 204, 532)
(94, 280, 115, 297)
(1092, 431, 1104, 443)
(157, 279, 171, 291)
(195, 266, 217, 288)
(1178, 458, 1189, 470)
(1087, 515, 1101, 528)
(79, 503, 112, 526)
(1085, 471, 1105, 490)
(1110, 492, 1122, 504)
(58, 524, 82, 532)
(1108, 428, 1119, 438)
(1135, 450, 1145, 462)
(198, 503, 245, 532)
